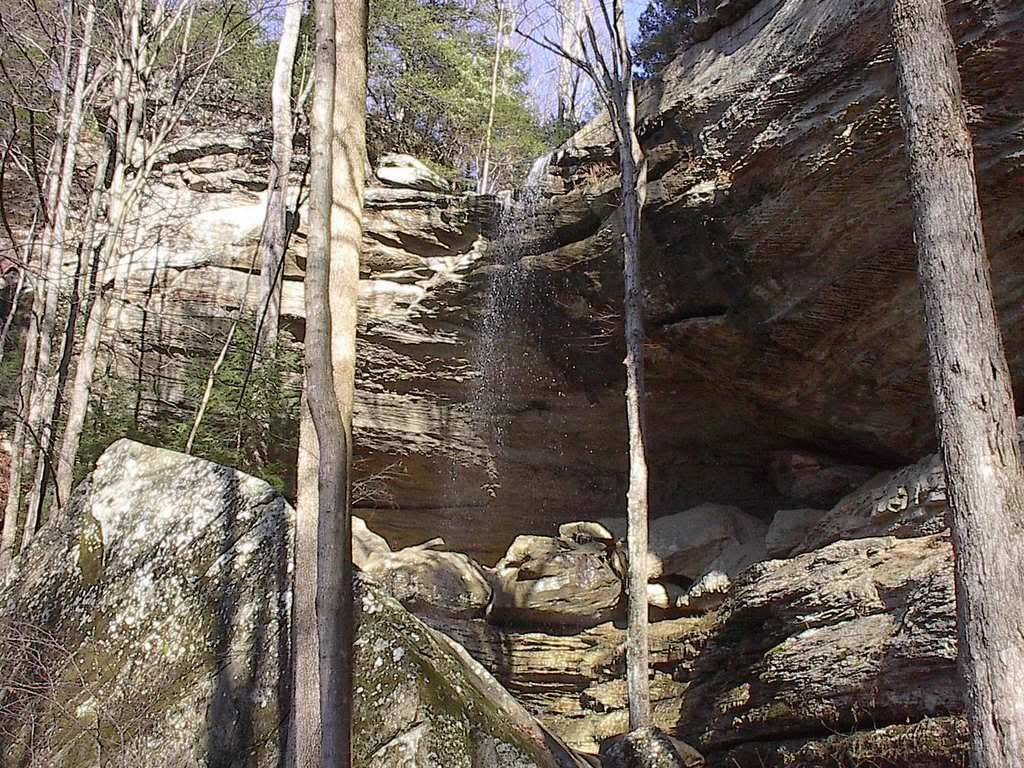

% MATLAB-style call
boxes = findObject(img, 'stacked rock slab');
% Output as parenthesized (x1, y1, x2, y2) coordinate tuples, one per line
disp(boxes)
(376, 446, 966, 765)
(0, 441, 585, 768)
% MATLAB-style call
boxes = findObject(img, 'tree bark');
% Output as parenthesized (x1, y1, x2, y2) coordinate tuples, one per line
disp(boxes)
(21, 0, 97, 531)
(891, 1, 1024, 765)
(478, 0, 505, 194)
(557, 0, 580, 126)
(289, 402, 322, 768)
(296, 0, 365, 766)
(51, 43, 137, 512)
(256, 0, 303, 359)
(615, 67, 652, 741)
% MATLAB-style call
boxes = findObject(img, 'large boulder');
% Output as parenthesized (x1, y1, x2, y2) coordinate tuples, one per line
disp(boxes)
(361, 539, 492, 618)
(375, 153, 451, 193)
(0, 441, 586, 768)
(487, 527, 624, 628)
(599, 727, 704, 768)
(354, 514, 392, 566)
(601, 504, 767, 584)
(677, 534, 963, 766)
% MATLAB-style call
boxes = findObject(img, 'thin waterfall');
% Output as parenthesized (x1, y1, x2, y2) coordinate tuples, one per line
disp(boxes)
(470, 154, 552, 482)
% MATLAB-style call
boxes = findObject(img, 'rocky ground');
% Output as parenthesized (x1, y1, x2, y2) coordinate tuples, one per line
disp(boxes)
(0, 431, 975, 766)
(0, 441, 588, 768)
(354, 425, 988, 766)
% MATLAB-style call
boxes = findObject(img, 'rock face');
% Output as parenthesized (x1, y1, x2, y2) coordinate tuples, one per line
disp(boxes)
(679, 534, 961, 765)
(0, 441, 584, 768)
(362, 540, 492, 618)
(97, 0, 1024, 565)
(796, 420, 1024, 553)
(426, 529, 963, 764)
(601, 504, 766, 611)
(375, 153, 452, 193)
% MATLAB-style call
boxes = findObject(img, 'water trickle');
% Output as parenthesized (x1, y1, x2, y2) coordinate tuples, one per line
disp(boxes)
(470, 154, 552, 482)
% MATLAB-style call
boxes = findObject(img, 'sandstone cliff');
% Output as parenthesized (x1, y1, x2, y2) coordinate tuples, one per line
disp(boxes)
(92, 0, 1024, 564)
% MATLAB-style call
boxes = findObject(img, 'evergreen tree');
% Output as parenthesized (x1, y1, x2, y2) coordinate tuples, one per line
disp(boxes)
(635, 0, 700, 75)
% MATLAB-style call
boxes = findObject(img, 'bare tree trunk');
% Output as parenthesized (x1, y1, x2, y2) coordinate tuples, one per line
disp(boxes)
(50, 44, 137, 513)
(615, 61, 652, 742)
(289, 402, 321, 768)
(557, 0, 580, 126)
(22, 0, 98, 532)
(256, 0, 303, 359)
(892, 0, 1024, 764)
(295, 0, 365, 765)
(54, 0, 218, 507)
(4, 9, 78, 557)
(518, 0, 653, 733)
(478, 0, 506, 194)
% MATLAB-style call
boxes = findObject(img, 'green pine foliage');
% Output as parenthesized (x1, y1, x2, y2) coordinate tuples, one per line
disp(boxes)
(636, 0, 700, 75)
(367, 0, 551, 188)
(76, 323, 303, 493)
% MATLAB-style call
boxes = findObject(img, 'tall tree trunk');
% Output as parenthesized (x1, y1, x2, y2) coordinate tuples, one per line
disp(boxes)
(50, 52, 134, 512)
(891, 0, 1024, 765)
(478, 0, 506, 194)
(296, 0, 365, 766)
(616, 78, 652, 738)
(557, 0, 580, 126)
(256, 0, 303, 359)
(3, 10, 77, 560)
(289, 403, 322, 768)
(21, 0, 97, 539)
(325, 0, 365, 758)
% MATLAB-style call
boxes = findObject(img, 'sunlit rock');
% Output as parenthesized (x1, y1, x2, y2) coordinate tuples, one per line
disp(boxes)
(0, 441, 586, 768)
(362, 540, 492, 618)
(375, 153, 451, 193)
(486, 531, 624, 628)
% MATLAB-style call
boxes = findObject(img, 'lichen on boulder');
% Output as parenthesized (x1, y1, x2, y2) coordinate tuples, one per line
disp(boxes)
(0, 440, 584, 768)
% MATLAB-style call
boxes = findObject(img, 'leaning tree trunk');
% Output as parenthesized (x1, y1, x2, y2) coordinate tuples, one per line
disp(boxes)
(51, 52, 136, 512)
(892, 0, 1024, 764)
(256, 0, 303, 359)
(478, 0, 505, 194)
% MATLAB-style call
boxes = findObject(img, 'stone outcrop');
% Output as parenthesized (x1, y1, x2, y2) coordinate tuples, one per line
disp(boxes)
(362, 539, 492, 618)
(763, 507, 823, 558)
(375, 153, 452, 193)
(95, 0, 1024, 567)
(796, 419, 1024, 553)
(601, 504, 766, 612)
(679, 534, 961, 765)
(0, 439, 968, 766)
(487, 529, 625, 628)
(0, 441, 586, 768)
(425, 528, 962, 764)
